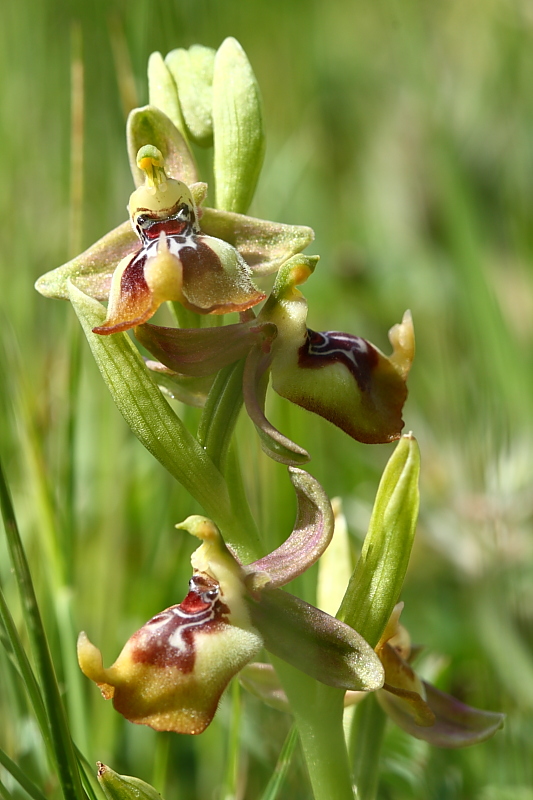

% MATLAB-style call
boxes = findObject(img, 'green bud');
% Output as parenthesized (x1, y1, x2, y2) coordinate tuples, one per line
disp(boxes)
(147, 51, 186, 141)
(166, 45, 216, 147)
(212, 37, 265, 213)
(337, 434, 420, 648)
(97, 762, 165, 800)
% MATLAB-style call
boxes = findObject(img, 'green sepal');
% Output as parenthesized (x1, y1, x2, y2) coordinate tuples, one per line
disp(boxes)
(166, 45, 216, 147)
(127, 105, 197, 187)
(213, 37, 265, 213)
(147, 51, 187, 141)
(35, 220, 136, 301)
(247, 588, 384, 692)
(97, 763, 165, 800)
(338, 434, 420, 648)
(199, 206, 315, 275)
(67, 281, 233, 526)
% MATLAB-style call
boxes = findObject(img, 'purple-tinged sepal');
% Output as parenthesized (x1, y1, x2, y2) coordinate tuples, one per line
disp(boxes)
(35, 221, 138, 301)
(78, 517, 262, 734)
(239, 662, 291, 713)
(375, 604, 505, 747)
(135, 318, 277, 378)
(197, 206, 315, 276)
(243, 467, 334, 590)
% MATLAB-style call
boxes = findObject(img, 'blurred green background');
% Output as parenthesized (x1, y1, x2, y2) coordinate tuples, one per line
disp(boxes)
(1, 0, 533, 798)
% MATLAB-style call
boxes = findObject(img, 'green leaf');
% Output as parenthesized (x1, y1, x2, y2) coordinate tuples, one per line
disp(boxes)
(338, 433, 420, 648)
(0, 585, 52, 757)
(97, 763, 165, 800)
(165, 45, 216, 147)
(213, 38, 265, 213)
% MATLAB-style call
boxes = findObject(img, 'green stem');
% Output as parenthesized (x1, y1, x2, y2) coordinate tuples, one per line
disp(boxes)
(169, 301, 202, 328)
(197, 358, 263, 560)
(198, 360, 245, 470)
(272, 658, 355, 800)
(349, 694, 386, 800)
(224, 443, 262, 556)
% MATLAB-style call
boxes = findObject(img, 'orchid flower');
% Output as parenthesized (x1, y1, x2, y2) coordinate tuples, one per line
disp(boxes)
(78, 469, 384, 734)
(35, 106, 314, 318)
(135, 252, 414, 460)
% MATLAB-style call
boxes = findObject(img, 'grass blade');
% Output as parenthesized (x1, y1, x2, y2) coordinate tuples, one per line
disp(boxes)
(259, 724, 298, 800)
(0, 746, 48, 800)
(0, 585, 52, 757)
(0, 456, 86, 800)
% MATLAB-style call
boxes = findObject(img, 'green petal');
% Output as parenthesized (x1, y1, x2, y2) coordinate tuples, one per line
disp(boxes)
(378, 681, 505, 748)
(35, 220, 136, 301)
(245, 467, 334, 590)
(247, 588, 384, 692)
(166, 45, 216, 147)
(213, 38, 265, 213)
(127, 105, 197, 187)
(338, 434, 420, 648)
(97, 762, 165, 800)
(200, 206, 315, 275)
